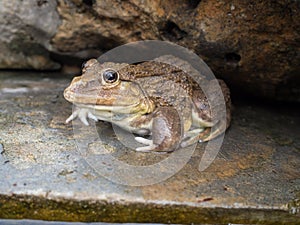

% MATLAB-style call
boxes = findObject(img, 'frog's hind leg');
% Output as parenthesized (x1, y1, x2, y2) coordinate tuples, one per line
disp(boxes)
(201, 119, 227, 142)
(181, 119, 227, 147)
(181, 127, 208, 147)
(135, 107, 183, 152)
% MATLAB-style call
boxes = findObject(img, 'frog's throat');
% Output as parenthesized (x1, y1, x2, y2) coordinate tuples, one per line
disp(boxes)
(74, 98, 155, 114)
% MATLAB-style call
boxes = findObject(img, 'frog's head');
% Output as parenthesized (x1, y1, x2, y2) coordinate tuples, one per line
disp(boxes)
(64, 59, 155, 114)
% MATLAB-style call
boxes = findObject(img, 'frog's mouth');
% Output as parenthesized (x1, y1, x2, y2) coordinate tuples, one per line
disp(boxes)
(64, 81, 155, 114)
(71, 94, 155, 115)
(74, 102, 141, 114)
(65, 92, 152, 114)
(64, 78, 149, 107)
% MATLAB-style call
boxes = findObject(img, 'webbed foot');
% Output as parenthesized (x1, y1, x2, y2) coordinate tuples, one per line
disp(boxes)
(135, 137, 158, 152)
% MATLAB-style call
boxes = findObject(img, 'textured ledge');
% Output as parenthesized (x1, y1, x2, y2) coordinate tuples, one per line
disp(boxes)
(0, 72, 299, 224)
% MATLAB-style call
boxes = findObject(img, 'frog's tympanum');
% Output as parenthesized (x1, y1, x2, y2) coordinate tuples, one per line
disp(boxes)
(64, 55, 231, 152)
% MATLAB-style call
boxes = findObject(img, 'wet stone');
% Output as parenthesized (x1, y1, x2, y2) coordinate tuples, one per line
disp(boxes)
(0, 71, 299, 224)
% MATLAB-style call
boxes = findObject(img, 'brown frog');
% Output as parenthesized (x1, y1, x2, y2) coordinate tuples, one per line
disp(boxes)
(64, 55, 231, 152)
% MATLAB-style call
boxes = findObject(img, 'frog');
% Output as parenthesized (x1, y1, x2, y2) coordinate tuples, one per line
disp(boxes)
(64, 55, 231, 152)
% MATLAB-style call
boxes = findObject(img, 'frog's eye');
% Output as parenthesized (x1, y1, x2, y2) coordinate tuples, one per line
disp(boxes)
(102, 69, 119, 83)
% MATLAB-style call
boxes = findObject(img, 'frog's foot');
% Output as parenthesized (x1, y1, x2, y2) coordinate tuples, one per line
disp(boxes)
(66, 108, 98, 126)
(134, 137, 158, 152)
(181, 120, 227, 147)
(181, 128, 205, 147)
(201, 119, 227, 142)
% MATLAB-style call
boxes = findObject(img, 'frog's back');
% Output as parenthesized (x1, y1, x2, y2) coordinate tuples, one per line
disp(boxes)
(119, 61, 196, 103)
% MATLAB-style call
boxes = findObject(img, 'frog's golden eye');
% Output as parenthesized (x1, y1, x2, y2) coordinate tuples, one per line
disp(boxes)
(102, 69, 119, 83)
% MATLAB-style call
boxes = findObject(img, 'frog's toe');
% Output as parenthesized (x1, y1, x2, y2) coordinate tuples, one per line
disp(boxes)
(65, 109, 80, 124)
(76, 108, 91, 126)
(87, 112, 98, 122)
(66, 113, 77, 124)
(181, 128, 205, 147)
(135, 137, 152, 145)
(67, 108, 98, 126)
(135, 145, 158, 152)
(135, 137, 158, 152)
(200, 120, 227, 142)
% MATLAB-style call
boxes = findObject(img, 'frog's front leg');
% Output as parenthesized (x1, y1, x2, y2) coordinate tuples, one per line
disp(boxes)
(66, 107, 98, 125)
(135, 107, 182, 152)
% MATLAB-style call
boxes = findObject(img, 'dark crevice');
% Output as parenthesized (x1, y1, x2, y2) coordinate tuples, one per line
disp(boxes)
(82, 0, 95, 7)
(160, 20, 187, 41)
(187, 0, 201, 9)
(225, 53, 241, 64)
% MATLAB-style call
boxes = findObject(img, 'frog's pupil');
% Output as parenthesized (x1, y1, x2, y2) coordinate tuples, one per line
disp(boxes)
(103, 70, 118, 83)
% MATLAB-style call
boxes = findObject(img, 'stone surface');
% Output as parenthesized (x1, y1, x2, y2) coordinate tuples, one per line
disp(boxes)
(0, 0, 299, 101)
(0, 221, 131, 225)
(0, 72, 299, 224)
(0, 0, 60, 70)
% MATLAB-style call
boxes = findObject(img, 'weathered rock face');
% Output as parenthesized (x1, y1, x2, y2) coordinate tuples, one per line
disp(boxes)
(0, 0, 299, 101)
(0, 0, 60, 69)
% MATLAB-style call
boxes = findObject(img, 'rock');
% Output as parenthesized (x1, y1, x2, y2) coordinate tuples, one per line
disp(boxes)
(0, 0, 60, 70)
(0, 0, 299, 101)
(0, 71, 300, 223)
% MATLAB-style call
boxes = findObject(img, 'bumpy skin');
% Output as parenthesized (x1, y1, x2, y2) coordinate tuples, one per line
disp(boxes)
(64, 56, 231, 152)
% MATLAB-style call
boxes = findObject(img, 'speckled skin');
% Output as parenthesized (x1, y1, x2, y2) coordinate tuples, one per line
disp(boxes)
(64, 56, 231, 152)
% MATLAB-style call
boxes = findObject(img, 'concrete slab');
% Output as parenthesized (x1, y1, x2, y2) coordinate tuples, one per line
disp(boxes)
(0, 71, 299, 224)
